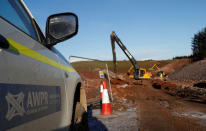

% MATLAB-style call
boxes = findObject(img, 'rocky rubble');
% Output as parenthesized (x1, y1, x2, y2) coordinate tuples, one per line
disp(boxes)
(169, 60, 206, 82)
(152, 79, 206, 102)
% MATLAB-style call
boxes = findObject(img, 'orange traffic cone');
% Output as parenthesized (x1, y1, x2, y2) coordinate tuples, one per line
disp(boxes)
(100, 81, 103, 100)
(101, 80, 112, 115)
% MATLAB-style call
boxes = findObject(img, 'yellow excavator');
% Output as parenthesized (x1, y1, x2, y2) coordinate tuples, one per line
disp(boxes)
(149, 64, 165, 78)
(127, 66, 152, 79)
(110, 31, 152, 80)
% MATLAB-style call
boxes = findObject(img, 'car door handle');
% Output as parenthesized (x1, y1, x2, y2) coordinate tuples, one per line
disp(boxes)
(0, 34, 9, 49)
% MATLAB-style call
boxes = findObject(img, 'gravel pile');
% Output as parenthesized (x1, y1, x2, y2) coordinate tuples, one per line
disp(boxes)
(169, 60, 206, 81)
(160, 59, 191, 74)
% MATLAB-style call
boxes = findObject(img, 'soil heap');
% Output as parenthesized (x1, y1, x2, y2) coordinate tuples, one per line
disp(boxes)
(169, 60, 206, 82)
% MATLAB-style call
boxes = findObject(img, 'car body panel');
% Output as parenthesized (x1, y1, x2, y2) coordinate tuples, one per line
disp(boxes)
(0, 0, 81, 130)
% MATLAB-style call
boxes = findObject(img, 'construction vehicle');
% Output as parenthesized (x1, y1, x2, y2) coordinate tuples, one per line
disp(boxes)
(149, 64, 165, 78)
(127, 66, 152, 79)
(0, 0, 87, 130)
(110, 31, 152, 80)
(149, 64, 160, 71)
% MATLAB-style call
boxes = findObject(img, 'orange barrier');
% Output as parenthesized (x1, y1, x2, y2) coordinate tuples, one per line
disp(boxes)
(101, 80, 112, 115)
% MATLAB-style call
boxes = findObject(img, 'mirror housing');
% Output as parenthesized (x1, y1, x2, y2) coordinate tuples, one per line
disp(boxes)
(45, 13, 78, 47)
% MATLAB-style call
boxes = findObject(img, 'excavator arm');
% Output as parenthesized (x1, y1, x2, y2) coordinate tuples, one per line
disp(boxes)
(149, 64, 160, 71)
(110, 31, 139, 79)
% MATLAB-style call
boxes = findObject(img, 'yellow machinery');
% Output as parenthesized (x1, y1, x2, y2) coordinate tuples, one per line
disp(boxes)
(110, 31, 152, 80)
(127, 66, 152, 79)
(149, 64, 165, 78)
(149, 64, 160, 71)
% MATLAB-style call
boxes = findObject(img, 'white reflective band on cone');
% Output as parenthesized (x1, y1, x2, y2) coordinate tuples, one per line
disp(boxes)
(102, 89, 110, 103)
(100, 85, 103, 93)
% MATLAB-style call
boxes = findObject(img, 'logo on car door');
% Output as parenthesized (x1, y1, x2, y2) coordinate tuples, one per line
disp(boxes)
(0, 83, 61, 130)
(6, 92, 25, 121)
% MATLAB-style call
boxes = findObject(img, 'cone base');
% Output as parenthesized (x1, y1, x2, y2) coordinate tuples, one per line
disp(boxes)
(101, 103, 112, 115)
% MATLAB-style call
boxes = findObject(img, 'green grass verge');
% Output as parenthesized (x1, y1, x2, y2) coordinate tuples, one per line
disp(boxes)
(71, 60, 174, 73)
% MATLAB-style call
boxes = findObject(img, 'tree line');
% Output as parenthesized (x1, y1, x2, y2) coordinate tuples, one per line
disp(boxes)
(191, 27, 206, 61)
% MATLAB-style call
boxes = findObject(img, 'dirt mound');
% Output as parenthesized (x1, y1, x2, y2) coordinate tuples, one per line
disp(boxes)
(109, 75, 143, 111)
(160, 59, 191, 75)
(112, 85, 137, 101)
(111, 84, 139, 111)
(110, 78, 128, 85)
(152, 79, 206, 103)
(169, 60, 206, 81)
(77, 70, 100, 80)
(152, 79, 179, 94)
(149, 60, 161, 65)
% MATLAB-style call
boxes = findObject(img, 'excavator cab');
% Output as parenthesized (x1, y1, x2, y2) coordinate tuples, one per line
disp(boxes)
(128, 66, 152, 79)
(140, 69, 145, 77)
(139, 68, 152, 79)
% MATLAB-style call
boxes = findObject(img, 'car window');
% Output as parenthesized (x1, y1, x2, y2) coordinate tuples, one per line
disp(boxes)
(0, 0, 37, 40)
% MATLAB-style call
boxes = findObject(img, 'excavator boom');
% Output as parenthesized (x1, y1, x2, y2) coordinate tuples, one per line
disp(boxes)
(110, 31, 139, 79)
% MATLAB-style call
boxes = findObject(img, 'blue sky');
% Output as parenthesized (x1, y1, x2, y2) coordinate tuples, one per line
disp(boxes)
(25, 0, 206, 61)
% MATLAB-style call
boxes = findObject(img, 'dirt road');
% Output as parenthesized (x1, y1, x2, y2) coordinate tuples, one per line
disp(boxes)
(136, 80, 206, 131)
(88, 107, 139, 131)
(88, 80, 206, 131)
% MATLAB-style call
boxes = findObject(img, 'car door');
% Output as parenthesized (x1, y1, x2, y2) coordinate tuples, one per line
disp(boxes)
(53, 48, 82, 124)
(0, 0, 69, 130)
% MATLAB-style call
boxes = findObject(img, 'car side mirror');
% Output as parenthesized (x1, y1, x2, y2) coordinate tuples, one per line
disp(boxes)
(45, 13, 78, 47)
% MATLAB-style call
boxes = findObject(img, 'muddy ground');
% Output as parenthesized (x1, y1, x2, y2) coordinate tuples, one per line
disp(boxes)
(76, 59, 206, 131)
(88, 107, 139, 131)
(86, 79, 206, 131)
(135, 80, 206, 131)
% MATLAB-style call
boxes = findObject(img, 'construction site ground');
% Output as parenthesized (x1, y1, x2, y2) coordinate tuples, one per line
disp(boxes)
(73, 59, 206, 131)
(88, 107, 138, 131)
